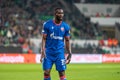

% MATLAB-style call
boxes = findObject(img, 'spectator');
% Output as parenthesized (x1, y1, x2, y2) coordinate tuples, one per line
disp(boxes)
(112, 38, 118, 47)
(22, 39, 29, 53)
(99, 39, 105, 46)
(96, 12, 100, 17)
(107, 38, 113, 47)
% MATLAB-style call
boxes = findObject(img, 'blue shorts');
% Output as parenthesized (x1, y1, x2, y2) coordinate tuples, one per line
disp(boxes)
(42, 49, 66, 71)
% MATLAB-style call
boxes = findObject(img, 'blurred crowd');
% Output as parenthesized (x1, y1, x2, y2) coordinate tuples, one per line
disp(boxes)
(73, 0, 120, 4)
(0, 0, 43, 43)
(0, 0, 120, 54)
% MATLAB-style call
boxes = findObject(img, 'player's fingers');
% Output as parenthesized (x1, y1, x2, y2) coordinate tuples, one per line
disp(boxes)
(66, 60, 70, 64)
(40, 57, 44, 63)
(66, 59, 70, 64)
(40, 59, 42, 63)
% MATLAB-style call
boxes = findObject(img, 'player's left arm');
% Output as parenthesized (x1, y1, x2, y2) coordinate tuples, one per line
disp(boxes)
(65, 36, 72, 64)
(64, 23, 72, 64)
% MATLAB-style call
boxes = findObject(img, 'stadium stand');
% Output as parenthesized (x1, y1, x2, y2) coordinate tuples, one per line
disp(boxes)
(73, 0, 120, 4)
(0, 0, 120, 54)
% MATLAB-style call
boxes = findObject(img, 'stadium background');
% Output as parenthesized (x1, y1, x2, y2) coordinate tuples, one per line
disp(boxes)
(0, 0, 120, 80)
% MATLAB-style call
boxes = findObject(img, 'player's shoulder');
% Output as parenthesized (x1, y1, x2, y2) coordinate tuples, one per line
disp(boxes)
(62, 21, 68, 25)
(62, 21, 70, 26)
(43, 20, 52, 26)
(62, 21, 70, 29)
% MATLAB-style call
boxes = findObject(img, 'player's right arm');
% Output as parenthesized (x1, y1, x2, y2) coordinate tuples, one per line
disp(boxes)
(40, 34, 47, 63)
(40, 22, 48, 63)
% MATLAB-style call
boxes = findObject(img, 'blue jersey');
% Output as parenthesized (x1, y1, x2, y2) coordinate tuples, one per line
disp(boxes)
(42, 20, 70, 52)
(42, 20, 70, 71)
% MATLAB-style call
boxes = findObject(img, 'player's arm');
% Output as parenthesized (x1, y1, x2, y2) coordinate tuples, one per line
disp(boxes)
(40, 34, 47, 63)
(65, 36, 72, 64)
(40, 22, 48, 63)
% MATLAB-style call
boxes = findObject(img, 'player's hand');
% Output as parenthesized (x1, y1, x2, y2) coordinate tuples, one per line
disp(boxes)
(40, 51, 46, 63)
(66, 53, 72, 64)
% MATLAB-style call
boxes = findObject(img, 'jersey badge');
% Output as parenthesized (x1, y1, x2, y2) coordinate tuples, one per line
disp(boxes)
(61, 27, 64, 31)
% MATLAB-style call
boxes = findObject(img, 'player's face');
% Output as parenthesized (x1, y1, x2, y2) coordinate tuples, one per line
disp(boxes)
(55, 9, 64, 21)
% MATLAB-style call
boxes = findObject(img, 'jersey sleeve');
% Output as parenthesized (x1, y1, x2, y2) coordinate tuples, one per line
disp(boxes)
(42, 22, 48, 35)
(64, 24, 70, 37)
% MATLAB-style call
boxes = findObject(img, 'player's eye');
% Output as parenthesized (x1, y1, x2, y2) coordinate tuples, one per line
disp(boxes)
(58, 12, 64, 14)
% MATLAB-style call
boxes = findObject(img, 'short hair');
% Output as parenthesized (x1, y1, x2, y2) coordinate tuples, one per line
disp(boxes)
(54, 7, 63, 14)
(54, 7, 62, 11)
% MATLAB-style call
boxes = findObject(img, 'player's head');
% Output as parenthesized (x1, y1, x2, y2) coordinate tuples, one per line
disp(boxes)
(54, 7, 64, 21)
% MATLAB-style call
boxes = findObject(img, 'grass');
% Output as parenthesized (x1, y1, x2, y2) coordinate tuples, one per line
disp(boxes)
(0, 63, 120, 80)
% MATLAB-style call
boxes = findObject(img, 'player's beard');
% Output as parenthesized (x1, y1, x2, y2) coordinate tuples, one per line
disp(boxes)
(56, 16, 63, 21)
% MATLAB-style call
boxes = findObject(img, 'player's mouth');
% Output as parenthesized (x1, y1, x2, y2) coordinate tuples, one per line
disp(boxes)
(57, 16, 63, 21)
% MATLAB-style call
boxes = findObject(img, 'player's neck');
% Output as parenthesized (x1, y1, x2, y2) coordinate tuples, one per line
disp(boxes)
(53, 19, 62, 26)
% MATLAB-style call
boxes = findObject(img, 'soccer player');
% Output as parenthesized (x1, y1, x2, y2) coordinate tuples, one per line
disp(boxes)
(40, 7, 72, 80)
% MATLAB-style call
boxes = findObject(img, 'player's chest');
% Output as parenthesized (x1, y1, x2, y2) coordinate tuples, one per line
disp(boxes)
(48, 25, 65, 34)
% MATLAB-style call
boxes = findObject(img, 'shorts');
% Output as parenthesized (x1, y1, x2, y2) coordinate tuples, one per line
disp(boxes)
(42, 49, 66, 71)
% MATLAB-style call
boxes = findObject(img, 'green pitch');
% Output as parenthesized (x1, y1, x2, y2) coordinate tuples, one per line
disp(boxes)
(0, 63, 120, 80)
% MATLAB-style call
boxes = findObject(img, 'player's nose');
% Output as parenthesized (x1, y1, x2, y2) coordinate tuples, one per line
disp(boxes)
(59, 14, 64, 17)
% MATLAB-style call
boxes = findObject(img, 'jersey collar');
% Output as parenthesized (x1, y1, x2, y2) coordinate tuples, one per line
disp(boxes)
(53, 20, 62, 26)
